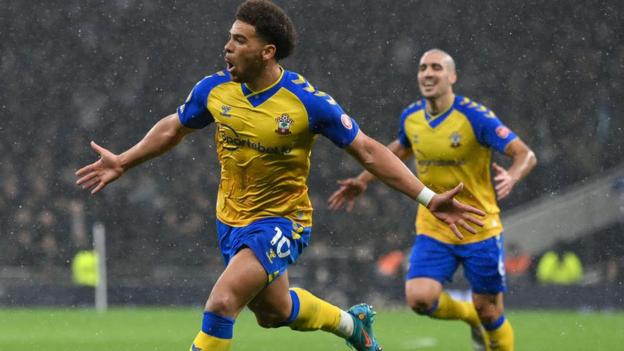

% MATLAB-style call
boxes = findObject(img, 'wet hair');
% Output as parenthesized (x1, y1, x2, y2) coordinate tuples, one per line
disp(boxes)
(235, 0, 296, 60)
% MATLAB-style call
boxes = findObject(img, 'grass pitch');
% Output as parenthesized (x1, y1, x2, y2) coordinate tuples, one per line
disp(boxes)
(1, 307, 623, 350)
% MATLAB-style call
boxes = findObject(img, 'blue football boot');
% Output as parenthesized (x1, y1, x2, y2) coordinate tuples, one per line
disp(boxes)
(346, 303, 382, 351)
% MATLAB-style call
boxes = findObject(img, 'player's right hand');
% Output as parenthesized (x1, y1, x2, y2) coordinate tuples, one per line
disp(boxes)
(328, 178, 367, 212)
(75, 141, 124, 194)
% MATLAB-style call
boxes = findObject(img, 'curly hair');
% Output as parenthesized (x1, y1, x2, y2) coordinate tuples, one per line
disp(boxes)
(235, 0, 296, 60)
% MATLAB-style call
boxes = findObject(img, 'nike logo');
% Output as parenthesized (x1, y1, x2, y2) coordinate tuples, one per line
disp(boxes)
(361, 329, 372, 347)
(191, 344, 202, 351)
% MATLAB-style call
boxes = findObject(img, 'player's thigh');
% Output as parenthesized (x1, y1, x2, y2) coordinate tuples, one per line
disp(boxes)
(461, 235, 506, 295)
(248, 271, 292, 325)
(206, 248, 268, 318)
(406, 234, 458, 285)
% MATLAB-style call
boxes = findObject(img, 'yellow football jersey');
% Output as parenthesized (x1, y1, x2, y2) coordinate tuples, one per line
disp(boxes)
(398, 96, 517, 244)
(177, 68, 359, 227)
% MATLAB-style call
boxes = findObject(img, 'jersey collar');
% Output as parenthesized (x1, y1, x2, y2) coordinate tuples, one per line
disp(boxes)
(241, 67, 285, 107)
(424, 95, 458, 128)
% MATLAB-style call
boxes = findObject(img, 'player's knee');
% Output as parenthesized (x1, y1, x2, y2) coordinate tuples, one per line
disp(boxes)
(405, 292, 437, 314)
(205, 294, 237, 317)
(474, 301, 502, 324)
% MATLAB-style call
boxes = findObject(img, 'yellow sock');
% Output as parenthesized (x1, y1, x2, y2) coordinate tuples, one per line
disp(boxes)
(484, 317, 514, 351)
(431, 291, 480, 327)
(288, 288, 342, 332)
(189, 331, 232, 351)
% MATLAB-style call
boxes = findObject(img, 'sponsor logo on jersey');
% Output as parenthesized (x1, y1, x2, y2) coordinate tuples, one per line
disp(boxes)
(496, 126, 511, 138)
(220, 105, 232, 117)
(415, 150, 466, 174)
(340, 114, 353, 130)
(218, 123, 292, 154)
(411, 134, 419, 145)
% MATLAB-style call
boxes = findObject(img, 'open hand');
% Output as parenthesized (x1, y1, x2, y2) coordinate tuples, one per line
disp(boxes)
(328, 178, 367, 212)
(493, 162, 516, 200)
(428, 183, 486, 239)
(75, 141, 124, 194)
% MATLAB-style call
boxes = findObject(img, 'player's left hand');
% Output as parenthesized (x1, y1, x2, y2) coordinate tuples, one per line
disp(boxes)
(492, 162, 516, 200)
(427, 183, 485, 240)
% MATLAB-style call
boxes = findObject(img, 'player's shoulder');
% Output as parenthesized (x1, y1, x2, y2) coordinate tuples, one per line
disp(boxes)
(399, 100, 425, 124)
(193, 69, 234, 93)
(454, 95, 498, 120)
(401, 99, 426, 116)
(281, 70, 340, 108)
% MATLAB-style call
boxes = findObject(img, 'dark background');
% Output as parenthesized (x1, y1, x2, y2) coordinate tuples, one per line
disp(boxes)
(1, 0, 623, 307)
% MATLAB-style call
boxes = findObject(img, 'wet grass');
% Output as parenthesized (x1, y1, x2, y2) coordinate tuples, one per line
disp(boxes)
(1, 308, 623, 350)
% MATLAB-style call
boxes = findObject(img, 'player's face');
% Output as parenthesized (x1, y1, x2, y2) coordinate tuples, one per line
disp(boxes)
(417, 52, 456, 99)
(224, 20, 268, 83)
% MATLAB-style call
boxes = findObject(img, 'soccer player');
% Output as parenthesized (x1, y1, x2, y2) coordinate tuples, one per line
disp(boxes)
(75, 2, 485, 350)
(328, 49, 537, 351)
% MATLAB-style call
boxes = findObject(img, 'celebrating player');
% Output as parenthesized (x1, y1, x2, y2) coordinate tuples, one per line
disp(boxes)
(329, 49, 537, 350)
(76, 3, 484, 350)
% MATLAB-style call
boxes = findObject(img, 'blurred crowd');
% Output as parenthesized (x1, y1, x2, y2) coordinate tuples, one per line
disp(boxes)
(1, 0, 623, 288)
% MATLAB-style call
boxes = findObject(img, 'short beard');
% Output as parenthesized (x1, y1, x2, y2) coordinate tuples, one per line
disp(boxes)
(236, 53, 266, 84)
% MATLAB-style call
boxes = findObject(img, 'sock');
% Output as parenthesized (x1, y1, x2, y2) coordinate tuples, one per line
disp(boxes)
(336, 310, 355, 338)
(430, 291, 481, 327)
(189, 311, 234, 351)
(483, 315, 514, 351)
(286, 288, 344, 335)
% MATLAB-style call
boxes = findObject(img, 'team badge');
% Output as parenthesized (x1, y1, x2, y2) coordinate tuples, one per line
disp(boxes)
(450, 131, 462, 148)
(220, 105, 232, 117)
(340, 114, 353, 130)
(275, 114, 294, 135)
(496, 126, 511, 138)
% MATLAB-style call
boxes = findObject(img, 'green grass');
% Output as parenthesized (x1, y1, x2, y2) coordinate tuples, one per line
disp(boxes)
(1, 308, 623, 350)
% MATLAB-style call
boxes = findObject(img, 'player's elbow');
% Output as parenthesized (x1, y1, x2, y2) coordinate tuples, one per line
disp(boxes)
(527, 149, 538, 170)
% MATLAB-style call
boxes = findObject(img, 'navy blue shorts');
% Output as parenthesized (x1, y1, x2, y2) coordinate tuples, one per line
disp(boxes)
(406, 234, 506, 294)
(217, 217, 311, 284)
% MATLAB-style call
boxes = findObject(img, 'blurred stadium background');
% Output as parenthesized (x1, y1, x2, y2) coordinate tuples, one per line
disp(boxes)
(1, 0, 623, 343)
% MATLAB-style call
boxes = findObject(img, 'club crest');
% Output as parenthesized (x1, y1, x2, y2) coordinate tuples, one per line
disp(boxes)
(450, 131, 462, 148)
(275, 114, 294, 135)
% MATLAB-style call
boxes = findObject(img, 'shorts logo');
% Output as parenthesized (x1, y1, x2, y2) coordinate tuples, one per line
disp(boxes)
(275, 114, 294, 135)
(340, 114, 353, 130)
(450, 131, 462, 148)
(496, 126, 510, 139)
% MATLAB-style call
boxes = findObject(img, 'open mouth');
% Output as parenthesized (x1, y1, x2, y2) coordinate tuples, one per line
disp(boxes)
(225, 58, 235, 72)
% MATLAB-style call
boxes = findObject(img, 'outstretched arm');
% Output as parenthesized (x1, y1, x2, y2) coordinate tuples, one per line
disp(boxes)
(493, 138, 537, 199)
(328, 139, 412, 211)
(344, 131, 485, 239)
(76, 113, 195, 194)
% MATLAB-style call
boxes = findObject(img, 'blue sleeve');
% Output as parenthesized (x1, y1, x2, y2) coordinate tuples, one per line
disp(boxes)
(177, 76, 220, 129)
(465, 108, 518, 153)
(398, 108, 412, 148)
(307, 93, 360, 148)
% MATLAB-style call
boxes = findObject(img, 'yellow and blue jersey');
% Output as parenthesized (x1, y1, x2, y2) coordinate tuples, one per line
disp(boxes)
(177, 68, 359, 227)
(398, 95, 517, 244)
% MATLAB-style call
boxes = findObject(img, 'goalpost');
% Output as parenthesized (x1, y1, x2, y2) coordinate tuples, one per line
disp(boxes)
(93, 222, 108, 312)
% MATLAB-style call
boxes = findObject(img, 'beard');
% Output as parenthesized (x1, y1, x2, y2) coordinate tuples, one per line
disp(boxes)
(231, 53, 266, 84)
